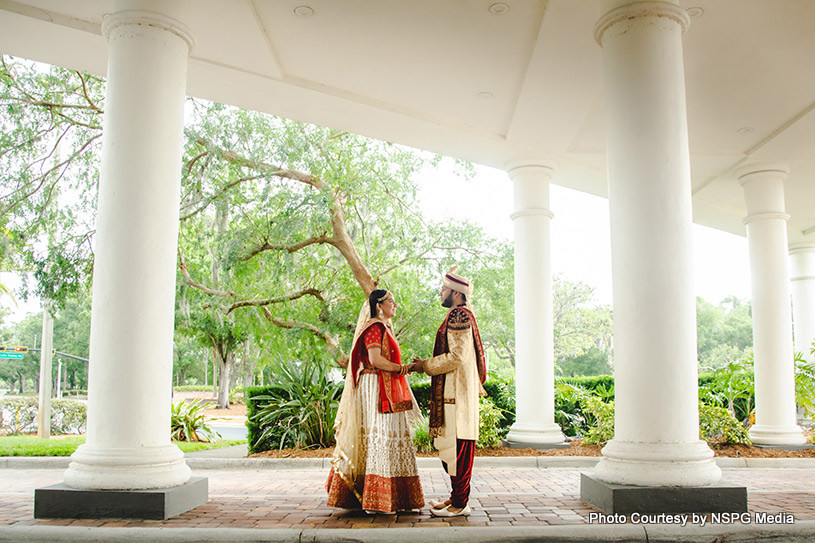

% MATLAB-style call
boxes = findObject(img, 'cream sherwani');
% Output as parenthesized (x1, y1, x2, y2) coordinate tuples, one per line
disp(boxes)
(425, 306, 481, 474)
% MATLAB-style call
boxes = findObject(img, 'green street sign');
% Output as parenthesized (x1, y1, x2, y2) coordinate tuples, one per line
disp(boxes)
(0, 352, 23, 359)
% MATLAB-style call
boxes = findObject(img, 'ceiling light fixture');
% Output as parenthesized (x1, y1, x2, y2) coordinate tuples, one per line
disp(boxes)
(489, 3, 509, 15)
(294, 6, 314, 17)
(477, 91, 494, 99)
(686, 7, 704, 18)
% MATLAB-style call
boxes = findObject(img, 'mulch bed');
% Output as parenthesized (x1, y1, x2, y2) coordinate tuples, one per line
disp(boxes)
(248, 440, 815, 459)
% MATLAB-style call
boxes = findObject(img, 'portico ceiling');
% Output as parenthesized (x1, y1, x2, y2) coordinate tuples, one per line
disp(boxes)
(1, 0, 814, 242)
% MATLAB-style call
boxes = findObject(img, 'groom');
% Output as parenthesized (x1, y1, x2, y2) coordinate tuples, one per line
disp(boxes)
(413, 266, 487, 517)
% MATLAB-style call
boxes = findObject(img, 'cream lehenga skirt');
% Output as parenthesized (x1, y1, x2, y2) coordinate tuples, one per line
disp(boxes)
(326, 373, 424, 512)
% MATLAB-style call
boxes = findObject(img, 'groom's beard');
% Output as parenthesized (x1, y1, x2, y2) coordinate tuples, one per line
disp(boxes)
(441, 292, 454, 308)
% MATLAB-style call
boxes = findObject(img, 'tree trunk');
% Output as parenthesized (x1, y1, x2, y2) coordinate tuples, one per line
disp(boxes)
(212, 347, 218, 398)
(217, 348, 231, 409)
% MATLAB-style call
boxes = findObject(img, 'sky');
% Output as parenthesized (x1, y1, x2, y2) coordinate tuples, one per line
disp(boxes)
(418, 163, 752, 307)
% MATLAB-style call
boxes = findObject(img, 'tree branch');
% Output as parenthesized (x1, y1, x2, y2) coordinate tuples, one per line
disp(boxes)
(259, 306, 346, 364)
(241, 232, 333, 261)
(178, 251, 235, 298)
(192, 136, 325, 189)
(226, 288, 326, 314)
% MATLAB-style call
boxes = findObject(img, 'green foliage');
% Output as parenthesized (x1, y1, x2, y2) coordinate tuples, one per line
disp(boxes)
(560, 375, 615, 397)
(582, 396, 615, 445)
(0, 435, 85, 456)
(794, 350, 815, 420)
(0, 397, 37, 434)
(0, 397, 86, 435)
(0, 435, 245, 456)
(50, 399, 87, 435)
(476, 396, 504, 448)
(412, 414, 434, 453)
(411, 381, 431, 413)
(696, 297, 753, 369)
(698, 356, 754, 422)
(170, 399, 220, 443)
(249, 361, 342, 452)
(699, 402, 751, 445)
(0, 56, 104, 306)
(553, 276, 613, 369)
(483, 374, 516, 430)
(554, 380, 590, 437)
(558, 347, 612, 378)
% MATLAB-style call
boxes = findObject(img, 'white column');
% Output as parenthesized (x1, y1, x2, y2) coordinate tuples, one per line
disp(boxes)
(63, 2, 195, 490)
(505, 161, 566, 446)
(790, 243, 815, 359)
(592, 0, 720, 486)
(739, 164, 806, 446)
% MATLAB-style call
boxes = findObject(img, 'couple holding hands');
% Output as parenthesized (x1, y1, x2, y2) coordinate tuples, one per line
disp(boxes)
(326, 266, 488, 517)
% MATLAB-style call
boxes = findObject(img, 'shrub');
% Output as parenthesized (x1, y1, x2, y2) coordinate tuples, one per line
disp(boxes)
(412, 414, 434, 453)
(554, 380, 590, 437)
(561, 375, 615, 397)
(484, 373, 516, 430)
(0, 398, 87, 435)
(249, 361, 342, 452)
(477, 396, 504, 448)
(411, 381, 431, 413)
(699, 402, 751, 445)
(170, 399, 220, 442)
(582, 396, 615, 445)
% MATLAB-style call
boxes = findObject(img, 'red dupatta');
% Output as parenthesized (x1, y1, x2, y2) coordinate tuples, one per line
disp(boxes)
(350, 319, 414, 413)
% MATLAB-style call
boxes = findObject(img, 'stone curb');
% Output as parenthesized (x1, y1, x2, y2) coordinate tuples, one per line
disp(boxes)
(3, 455, 815, 470)
(2, 522, 815, 543)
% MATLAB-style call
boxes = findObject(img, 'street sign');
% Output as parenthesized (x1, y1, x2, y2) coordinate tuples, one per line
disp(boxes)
(0, 352, 24, 359)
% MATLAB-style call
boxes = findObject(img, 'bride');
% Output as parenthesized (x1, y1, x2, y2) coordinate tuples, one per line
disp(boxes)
(325, 288, 424, 513)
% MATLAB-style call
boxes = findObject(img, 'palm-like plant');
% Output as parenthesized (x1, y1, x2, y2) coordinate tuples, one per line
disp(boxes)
(251, 360, 342, 450)
(170, 399, 220, 442)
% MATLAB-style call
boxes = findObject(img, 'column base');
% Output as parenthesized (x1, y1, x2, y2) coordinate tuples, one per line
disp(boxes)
(580, 473, 747, 515)
(34, 477, 208, 520)
(64, 443, 191, 490)
(505, 422, 566, 447)
(594, 439, 721, 487)
(748, 424, 807, 446)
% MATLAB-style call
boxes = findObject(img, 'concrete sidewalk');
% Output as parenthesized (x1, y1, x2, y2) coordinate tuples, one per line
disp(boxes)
(2, 453, 815, 542)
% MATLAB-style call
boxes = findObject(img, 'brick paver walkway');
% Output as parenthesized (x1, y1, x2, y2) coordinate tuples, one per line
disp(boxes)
(2, 465, 815, 529)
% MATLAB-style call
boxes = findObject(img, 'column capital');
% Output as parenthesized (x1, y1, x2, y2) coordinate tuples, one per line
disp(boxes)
(594, 1, 690, 45)
(505, 159, 557, 179)
(743, 212, 790, 226)
(736, 162, 790, 186)
(102, 10, 196, 51)
(510, 208, 555, 221)
(789, 242, 815, 255)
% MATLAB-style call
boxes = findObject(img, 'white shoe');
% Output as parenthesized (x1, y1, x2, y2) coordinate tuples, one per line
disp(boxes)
(429, 499, 450, 509)
(429, 504, 471, 517)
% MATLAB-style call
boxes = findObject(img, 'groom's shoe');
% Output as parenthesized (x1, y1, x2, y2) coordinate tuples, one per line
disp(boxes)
(429, 504, 471, 517)
(429, 499, 451, 509)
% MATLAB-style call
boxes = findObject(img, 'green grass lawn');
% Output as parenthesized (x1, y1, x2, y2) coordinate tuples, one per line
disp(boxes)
(0, 435, 247, 456)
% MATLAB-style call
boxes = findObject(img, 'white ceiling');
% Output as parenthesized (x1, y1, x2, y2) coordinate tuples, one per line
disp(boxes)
(2, 0, 815, 241)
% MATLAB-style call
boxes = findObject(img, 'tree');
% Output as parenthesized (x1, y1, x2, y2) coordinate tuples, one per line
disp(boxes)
(172, 100, 492, 405)
(553, 276, 613, 367)
(696, 296, 753, 369)
(0, 56, 103, 307)
(0, 312, 41, 393)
